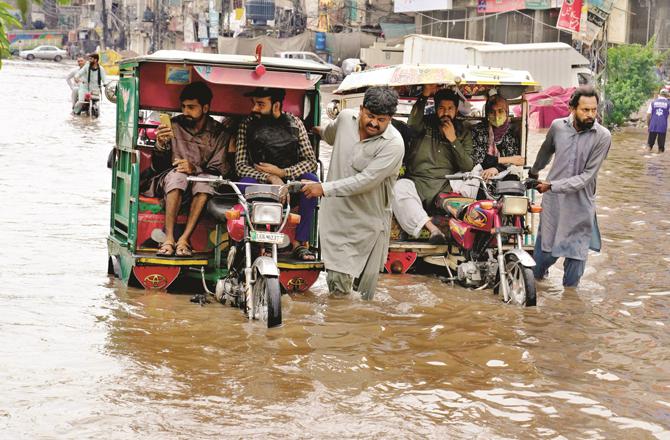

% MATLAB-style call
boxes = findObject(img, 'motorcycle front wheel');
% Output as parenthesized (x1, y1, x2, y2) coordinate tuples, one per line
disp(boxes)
(501, 254, 537, 307)
(252, 272, 282, 328)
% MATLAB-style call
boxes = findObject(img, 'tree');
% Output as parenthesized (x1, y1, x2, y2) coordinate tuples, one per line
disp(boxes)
(0, 1, 22, 66)
(604, 40, 665, 127)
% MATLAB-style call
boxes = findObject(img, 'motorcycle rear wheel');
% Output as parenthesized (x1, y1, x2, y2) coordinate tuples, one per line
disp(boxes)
(501, 254, 537, 307)
(252, 272, 282, 328)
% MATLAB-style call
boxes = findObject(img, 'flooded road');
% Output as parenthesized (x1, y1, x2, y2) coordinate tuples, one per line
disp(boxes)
(1, 60, 669, 439)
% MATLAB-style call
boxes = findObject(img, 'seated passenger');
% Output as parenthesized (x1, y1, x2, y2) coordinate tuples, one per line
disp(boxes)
(143, 81, 236, 257)
(235, 87, 319, 261)
(392, 84, 473, 244)
(471, 94, 525, 180)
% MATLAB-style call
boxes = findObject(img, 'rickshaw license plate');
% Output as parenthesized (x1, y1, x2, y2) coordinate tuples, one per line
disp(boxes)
(250, 231, 285, 244)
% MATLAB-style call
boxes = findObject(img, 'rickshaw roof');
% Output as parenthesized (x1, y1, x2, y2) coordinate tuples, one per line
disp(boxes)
(122, 50, 332, 74)
(335, 64, 540, 95)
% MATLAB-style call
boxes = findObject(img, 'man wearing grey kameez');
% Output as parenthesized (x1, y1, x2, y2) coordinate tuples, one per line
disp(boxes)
(303, 87, 404, 300)
(530, 86, 611, 287)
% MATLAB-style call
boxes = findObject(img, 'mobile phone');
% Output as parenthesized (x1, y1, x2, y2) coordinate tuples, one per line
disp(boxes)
(159, 113, 172, 130)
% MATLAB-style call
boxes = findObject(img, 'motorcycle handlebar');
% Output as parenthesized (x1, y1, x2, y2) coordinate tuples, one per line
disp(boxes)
(286, 181, 304, 194)
(444, 173, 470, 180)
(187, 176, 304, 195)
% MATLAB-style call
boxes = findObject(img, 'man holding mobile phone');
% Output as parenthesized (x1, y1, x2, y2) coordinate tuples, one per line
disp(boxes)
(143, 81, 236, 257)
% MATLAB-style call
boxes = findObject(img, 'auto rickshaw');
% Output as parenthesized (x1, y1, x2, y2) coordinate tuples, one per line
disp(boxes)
(107, 50, 330, 306)
(326, 64, 542, 305)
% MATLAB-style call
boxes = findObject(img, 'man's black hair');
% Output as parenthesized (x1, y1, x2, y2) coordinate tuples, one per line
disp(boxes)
(87, 53, 99, 62)
(362, 86, 398, 116)
(180, 81, 213, 106)
(434, 89, 460, 109)
(268, 89, 285, 110)
(569, 85, 599, 108)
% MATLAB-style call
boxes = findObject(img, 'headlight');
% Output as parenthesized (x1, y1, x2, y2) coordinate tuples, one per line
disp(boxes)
(501, 196, 528, 215)
(251, 202, 283, 225)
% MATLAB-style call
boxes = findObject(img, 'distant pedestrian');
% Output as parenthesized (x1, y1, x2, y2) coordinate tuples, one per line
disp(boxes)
(529, 86, 611, 287)
(646, 89, 669, 153)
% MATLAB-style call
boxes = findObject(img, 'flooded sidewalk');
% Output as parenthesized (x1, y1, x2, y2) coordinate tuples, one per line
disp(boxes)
(0, 60, 669, 439)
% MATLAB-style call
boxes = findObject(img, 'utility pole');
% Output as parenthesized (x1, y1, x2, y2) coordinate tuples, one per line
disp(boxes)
(101, 0, 109, 49)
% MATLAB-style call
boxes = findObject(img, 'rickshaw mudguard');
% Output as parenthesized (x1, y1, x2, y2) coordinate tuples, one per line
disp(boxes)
(385, 251, 417, 274)
(279, 268, 320, 293)
(504, 248, 536, 267)
(252, 256, 280, 277)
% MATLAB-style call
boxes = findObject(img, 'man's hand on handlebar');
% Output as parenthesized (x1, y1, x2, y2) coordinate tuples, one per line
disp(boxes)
(535, 182, 551, 193)
(481, 167, 499, 181)
(301, 182, 324, 199)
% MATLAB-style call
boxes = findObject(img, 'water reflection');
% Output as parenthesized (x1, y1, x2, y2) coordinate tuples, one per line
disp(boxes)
(1, 61, 669, 438)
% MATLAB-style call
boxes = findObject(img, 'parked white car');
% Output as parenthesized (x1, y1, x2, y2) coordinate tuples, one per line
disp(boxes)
(19, 45, 67, 62)
(275, 51, 343, 84)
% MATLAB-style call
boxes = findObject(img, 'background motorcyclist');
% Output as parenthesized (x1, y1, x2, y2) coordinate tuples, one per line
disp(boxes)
(73, 53, 109, 115)
(65, 57, 86, 112)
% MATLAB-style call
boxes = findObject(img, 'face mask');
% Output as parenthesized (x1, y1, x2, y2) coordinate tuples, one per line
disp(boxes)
(489, 114, 507, 127)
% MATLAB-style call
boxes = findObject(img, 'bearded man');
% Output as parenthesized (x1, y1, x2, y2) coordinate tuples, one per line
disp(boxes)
(235, 87, 319, 261)
(146, 81, 236, 257)
(530, 85, 611, 287)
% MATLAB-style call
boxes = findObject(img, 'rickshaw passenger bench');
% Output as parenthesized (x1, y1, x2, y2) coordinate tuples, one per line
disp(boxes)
(136, 195, 215, 253)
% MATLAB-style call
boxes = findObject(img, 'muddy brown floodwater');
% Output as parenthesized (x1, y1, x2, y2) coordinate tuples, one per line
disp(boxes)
(1, 61, 669, 439)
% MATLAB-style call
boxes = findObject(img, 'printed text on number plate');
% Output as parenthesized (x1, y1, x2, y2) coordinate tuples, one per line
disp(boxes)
(250, 231, 285, 244)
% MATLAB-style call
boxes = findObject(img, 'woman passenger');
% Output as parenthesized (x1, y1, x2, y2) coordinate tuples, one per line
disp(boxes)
(470, 94, 525, 180)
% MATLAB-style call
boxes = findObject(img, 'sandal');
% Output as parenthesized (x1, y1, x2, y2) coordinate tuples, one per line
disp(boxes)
(175, 242, 193, 257)
(157, 242, 175, 256)
(292, 245, 316, 261)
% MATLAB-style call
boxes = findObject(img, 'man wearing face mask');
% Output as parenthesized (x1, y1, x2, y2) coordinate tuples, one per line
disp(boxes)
(391, 84, 473, 244)
(471, 94, 525, 180)
(145, 81, 236, 257)
(529, 86, 611, 287)
(235, 87, 318, 261)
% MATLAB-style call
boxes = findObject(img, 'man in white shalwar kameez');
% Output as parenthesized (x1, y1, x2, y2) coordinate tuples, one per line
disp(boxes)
(303, 87, 405, 299)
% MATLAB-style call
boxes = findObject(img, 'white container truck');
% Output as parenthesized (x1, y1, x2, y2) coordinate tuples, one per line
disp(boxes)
(402, 34, 502, 65)
(401, 35, 593, 89)
(464, 42, 593, 89)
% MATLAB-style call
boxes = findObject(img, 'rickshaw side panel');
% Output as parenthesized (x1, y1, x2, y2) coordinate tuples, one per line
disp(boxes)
(111, 74, 140, 248)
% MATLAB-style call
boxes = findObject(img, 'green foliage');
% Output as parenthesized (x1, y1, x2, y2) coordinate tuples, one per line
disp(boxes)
(0, 0, 69, 68)
(605, 40, 666, 127)
(0, 1, 22, 67)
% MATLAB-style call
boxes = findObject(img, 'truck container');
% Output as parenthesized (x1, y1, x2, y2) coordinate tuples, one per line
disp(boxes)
(402, 34, 501, 65)
(464, 42, 592, 89)
(401, 35, 592, 89)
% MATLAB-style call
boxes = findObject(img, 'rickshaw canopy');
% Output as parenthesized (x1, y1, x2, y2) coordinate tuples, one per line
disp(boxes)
(335, 64, 541, 98)
(119, 50, 331, 116)
(121, 50, 332, 89)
